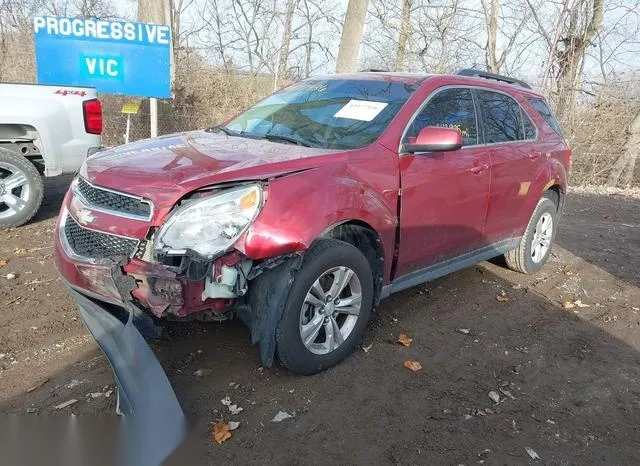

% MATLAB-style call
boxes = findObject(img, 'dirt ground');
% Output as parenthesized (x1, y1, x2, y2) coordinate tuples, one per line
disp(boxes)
(1, 176, 639, 464)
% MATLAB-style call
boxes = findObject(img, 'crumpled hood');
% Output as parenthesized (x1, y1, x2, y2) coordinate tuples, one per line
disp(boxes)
(81, 130, 342, 218)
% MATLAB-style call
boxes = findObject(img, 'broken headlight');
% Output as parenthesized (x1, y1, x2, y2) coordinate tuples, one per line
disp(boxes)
(155, 184, 262, 258)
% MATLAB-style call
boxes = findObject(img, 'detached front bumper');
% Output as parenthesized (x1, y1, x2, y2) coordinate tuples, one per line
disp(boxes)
(66, 284, 186, 464)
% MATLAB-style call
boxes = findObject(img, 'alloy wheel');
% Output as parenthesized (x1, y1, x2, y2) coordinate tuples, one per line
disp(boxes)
(0, 162, 31, 221)
(531, 212, 553, 263)
(299, 266, 362, 355)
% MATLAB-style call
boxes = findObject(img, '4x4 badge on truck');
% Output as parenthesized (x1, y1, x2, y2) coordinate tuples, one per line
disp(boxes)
(77, 208, 96, 226)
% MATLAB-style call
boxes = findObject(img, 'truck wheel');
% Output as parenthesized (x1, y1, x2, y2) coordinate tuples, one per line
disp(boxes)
(504, 193, 558, 274)
(276, 239, 374, 375)
(0, 147, 44, 229)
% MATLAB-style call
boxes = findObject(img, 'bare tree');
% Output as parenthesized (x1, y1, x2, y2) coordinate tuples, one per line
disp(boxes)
(555, 0, 604, 118)
(481, 0, 499, 72)
(335, 0, 369, 73)
(606, 109, 640, 188)
(480, 0, 531, 74)
(527, 0, 605, 119)
(276, 0, 298, 81)
(394, 0, 412, 71)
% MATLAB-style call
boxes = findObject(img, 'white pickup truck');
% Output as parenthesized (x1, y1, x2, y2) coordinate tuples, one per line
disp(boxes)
(0, 83, 102, 228)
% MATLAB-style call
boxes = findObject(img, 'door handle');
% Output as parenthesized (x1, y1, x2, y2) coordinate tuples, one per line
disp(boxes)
(468, 164, 489, 174)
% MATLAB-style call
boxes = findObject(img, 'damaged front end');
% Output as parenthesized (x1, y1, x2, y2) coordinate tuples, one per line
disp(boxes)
(116, 247, 303, 366)
(57, 178, 308, 370)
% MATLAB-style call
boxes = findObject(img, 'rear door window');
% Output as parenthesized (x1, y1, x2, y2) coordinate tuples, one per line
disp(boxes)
(476, 90, 523, 143)
(522, 109, 537, 140)
(529, 98, 563, 136)
(405, 88, 478, 146)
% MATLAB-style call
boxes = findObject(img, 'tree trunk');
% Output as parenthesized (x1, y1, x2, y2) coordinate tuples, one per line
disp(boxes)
(138, 0, 172, 27)
(277, 0, 298, 83)
(606, 109, 640, 188)
(335, 0, 369, 73)
(483, 0, 499, 72)
(555, 0, 604, 120)
(394, 0, 412, 71)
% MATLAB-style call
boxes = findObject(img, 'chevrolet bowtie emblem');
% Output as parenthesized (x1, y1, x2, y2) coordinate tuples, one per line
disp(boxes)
(77, 208, 96, 226)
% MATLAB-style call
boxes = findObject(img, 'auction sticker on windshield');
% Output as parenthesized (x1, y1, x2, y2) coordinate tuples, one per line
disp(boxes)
(334, 100, 388, 121)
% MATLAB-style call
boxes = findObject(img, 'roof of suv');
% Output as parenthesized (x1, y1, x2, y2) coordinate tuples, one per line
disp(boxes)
(316, 71, 545, 98)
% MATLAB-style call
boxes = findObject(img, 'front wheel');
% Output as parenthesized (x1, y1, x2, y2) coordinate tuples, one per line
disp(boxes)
(0, 147, 44, 229)
(504, 193, 558, 274)
(276, 239, 374, 375)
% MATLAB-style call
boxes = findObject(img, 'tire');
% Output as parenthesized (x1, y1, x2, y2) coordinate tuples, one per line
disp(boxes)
(504, 193, 558, 274)
(276, 239, 374, 375)
(0, 147, 44, 229)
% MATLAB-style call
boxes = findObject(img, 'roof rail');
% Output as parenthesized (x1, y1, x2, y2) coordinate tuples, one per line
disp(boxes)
(456, 68, 532, 89)
(359, 68, 389, 73)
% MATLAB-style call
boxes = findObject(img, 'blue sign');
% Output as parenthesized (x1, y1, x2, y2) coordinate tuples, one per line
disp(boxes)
(33, 16, 171, 98)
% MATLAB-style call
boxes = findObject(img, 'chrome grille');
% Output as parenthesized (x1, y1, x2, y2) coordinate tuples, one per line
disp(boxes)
(64, 215, 138, 259)
(76, 177, 152, 218)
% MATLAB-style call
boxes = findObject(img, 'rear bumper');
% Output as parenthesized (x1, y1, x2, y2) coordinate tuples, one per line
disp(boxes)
(66, 284, 186, 464)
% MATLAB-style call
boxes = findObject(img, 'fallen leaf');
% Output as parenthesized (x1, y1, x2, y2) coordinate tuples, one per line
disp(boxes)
(496, 295, 509, 302)
(488, 391, 501, 403)
(499, 388, 516, 400)
(212, 422, 232, 444)
(228, 404, 244, 415)
(525, 446, 540, 460)
(397, 333, 413, 347)
(403, 360, 423, 372)
(0, 258, 6, 267)
(562, 301, 576, 309)
(574, 299, 590, 308)
(54, 399, 79, 410)
(228, 421, 240, 431)
(13, 248, 27, 256)
(271, 410, 294, 422)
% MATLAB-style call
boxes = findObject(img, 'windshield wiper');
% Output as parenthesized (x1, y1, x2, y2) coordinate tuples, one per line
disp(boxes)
(209, 125, 244, 136)
(262, 133, 313, 147)
(209, 125, 264, 140)
(215, 125, 236, 136)
(211, 126, 316, 147)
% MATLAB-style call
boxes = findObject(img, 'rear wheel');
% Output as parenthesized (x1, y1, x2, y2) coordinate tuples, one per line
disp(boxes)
(504, 193, 558, 274)
(276, 239, 374, 375)
(0, 147, 44, 229)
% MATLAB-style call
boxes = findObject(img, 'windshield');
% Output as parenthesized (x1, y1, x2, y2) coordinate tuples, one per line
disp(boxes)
(223, 79, 419, 150)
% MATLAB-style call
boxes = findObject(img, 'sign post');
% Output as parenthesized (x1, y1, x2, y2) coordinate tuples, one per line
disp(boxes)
(121, 101, 140, 144)
(33, 17, 172, 137)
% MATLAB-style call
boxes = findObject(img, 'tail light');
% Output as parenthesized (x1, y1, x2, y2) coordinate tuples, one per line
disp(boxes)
(83, 99, 103, 135)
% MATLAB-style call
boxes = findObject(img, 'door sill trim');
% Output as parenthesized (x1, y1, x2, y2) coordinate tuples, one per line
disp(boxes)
(381, 237, 520, 298)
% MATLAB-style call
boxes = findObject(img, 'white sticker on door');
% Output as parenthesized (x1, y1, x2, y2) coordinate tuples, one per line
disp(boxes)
(333, 99, 388, 121)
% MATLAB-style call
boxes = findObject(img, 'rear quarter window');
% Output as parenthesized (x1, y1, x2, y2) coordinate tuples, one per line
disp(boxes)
(528, 98, 563, 136)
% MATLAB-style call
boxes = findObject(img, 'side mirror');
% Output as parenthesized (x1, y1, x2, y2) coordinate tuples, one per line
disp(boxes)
(403, 126, 463, 153)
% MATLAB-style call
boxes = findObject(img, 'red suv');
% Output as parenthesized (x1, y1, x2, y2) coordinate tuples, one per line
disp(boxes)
(55, 69, 570, 377)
